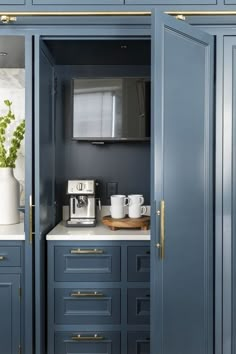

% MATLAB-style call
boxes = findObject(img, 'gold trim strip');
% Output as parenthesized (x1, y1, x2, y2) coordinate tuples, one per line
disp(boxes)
(0, 11, 151, 16)
(0, 10, 236, 17)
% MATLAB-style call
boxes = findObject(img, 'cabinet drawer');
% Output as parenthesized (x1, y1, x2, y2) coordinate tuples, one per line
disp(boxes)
(127, 246, 150, 282)
(33, 0, 123, 4)
(128, 332, 150, 354)
(128, 288, 150, 325)
(54, 246, 120, 282)
(55, 288, 120, 325)
(0, 246, 21, 267)
(55, 331, 120, 354)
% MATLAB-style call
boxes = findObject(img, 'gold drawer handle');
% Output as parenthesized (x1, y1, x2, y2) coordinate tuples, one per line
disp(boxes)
(71, 334, 104, 341)
(70, 248, 104, 255)
(71, 291, 104, 297)
(0, 256, 5, 260)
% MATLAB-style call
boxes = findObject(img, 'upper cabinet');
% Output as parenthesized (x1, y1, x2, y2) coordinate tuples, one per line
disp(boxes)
(32, 0, 124, 5)
(125, 0, 216, 4)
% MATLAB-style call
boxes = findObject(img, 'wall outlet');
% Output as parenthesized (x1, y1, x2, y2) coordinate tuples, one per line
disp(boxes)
(106, 182, 118, 200)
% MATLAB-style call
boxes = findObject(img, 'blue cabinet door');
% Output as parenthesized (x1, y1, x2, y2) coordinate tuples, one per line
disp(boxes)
(35, 37, 56, 354)
(33, 0, 123, 4)
(126, 0, 215, 4)
(0, 274, 21, 354)
(151, 12, 214, 354)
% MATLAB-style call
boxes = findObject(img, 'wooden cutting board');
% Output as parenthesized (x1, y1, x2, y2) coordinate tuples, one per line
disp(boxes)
(102, 215, 150, 231)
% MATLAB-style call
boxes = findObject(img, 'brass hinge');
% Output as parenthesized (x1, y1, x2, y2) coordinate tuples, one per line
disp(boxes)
(18, 344, 22, 354)
(18, 287, 22, 298)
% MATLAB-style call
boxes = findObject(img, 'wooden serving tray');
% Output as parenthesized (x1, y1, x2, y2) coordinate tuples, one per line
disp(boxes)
(102, 215, 150, 231)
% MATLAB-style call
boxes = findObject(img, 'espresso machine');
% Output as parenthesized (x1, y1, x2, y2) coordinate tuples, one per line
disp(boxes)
(67, 180, 98, 227)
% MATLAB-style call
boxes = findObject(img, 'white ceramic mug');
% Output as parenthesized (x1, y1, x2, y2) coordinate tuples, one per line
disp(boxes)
(128, 194, 144, 206)
(128, 204, 147, 218)
(110, 195, 128, 219)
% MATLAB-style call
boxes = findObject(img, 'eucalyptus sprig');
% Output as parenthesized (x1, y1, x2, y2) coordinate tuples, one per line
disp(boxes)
(0, 100, 25, 168)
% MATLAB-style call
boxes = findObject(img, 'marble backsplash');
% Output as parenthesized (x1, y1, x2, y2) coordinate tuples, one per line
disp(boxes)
(0, 69, 25, 205)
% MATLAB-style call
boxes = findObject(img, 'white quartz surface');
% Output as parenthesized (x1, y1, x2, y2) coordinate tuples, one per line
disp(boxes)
(46, 221, 150, 241)
(0, 221, 25, 240)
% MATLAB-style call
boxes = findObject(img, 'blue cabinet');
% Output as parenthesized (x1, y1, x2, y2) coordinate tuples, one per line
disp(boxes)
(48, 241, 150, 354)
(125, 0, 216, 4)
(0, 243, 23, 354)
(33, 0, 123, 4)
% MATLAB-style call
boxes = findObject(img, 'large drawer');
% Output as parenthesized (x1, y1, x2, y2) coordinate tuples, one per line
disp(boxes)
(127, 246, 150, 282)
(54, 246, 121, 282)
(128, 332, 150, 354)
(55, 288, 120, 325)
(0, 246, 21, 267)
(55, 331, 120, 354)
(128, 288, 150, 325)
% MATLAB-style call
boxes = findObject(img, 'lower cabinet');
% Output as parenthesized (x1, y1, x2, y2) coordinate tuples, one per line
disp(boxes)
(47, 241, 150, 354)
(0, 242, 23, 354)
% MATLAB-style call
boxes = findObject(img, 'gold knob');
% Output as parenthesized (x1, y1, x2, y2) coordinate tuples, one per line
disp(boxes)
(156, 243, 161, 249)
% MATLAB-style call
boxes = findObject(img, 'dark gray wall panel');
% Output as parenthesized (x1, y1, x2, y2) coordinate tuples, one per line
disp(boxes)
(53, 63, 150, 209)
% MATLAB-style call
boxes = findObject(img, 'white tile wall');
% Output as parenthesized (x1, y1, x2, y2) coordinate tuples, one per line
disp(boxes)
(0, 69, 25, 205)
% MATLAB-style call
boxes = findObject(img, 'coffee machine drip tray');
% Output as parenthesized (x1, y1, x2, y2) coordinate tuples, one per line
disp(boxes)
(67, 218, 96, 227)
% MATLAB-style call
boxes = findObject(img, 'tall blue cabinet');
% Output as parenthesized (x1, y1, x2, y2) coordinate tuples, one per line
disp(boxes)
(0, 5, 232, 354)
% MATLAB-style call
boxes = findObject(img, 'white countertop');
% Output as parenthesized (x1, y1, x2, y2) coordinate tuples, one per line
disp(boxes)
(0, 221, 25, 240)
(46, 221, 150, 241)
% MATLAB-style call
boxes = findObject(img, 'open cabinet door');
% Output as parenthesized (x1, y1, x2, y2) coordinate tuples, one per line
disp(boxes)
(151, 12, 214, 354)
(34, 37, 56, 354)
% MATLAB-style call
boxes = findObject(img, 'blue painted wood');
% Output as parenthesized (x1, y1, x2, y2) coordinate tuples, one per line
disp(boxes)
(0, 246, 21, 267)
(35, 36, 56, 354)
(127, 288, 150, 325)
(125, 0, 216, 4)
(55, 331, 121, 354)
(151, 11, 214, 354)
(222, 36, 236, 354)
(54, 245, 121, 282)
(127, 246, 150, 282)
(48, 241, 150, 354)
(0, 274, 21, 354)
(24, 32, 34, 354)
(33, 0, 124, 4)
(127, 331, 150, 354)
(55, 287, 121, 324)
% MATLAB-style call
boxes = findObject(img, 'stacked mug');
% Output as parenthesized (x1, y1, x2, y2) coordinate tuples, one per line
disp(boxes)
(110, 194, 146, 219)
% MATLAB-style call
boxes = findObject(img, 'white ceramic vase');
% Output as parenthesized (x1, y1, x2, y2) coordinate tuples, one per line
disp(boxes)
(0, 167, 20, 225)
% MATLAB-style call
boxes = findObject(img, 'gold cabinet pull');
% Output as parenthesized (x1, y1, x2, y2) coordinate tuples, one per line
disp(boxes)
(0, 256, 5, 260)
(29, 195, 35, 245)
(71, 291, 104, 297)
(70, 248, 104, 255)
(71, 334, 104, 341)
(160, 200, 165, 259)
(156, 200, 165, 259)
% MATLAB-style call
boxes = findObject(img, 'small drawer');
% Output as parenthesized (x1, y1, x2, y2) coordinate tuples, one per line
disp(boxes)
(127, 246, 150, 282)
(55, 331, 120, 354)
(54, 246, 120, 282)
(55, 288, 120, 325)
(128, 288, 150, 325)
(0, 246, 21, 267)
(128, 332, 150, 354)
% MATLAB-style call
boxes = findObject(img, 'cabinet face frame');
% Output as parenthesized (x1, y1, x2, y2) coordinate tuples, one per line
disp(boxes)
(32, 15, 220, 354)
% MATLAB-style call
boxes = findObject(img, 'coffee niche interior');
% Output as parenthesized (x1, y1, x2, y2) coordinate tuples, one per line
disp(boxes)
(0, 36, 25, 239)
(44, 38, 151, 240)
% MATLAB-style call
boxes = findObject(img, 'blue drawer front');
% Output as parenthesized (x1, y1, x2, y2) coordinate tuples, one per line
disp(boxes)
(127, 246, 150, 282)
(55, 331, 120, 354)
(54, 246, 120, 282)
(0, 246, 21, 267)
(128, 288, 150, 325)
(55, 288, 120, 324)
(128, 332, 150, 354)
